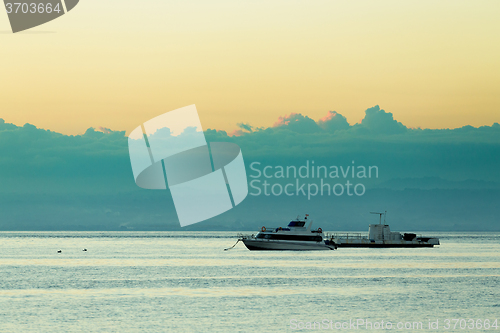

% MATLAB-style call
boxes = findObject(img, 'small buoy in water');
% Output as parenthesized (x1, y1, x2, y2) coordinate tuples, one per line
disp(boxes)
(83, 249, 87, 251)
(57, 250, 62, 253)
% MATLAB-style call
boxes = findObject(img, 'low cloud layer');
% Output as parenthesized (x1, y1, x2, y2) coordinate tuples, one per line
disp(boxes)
(0, 106, 499, 230)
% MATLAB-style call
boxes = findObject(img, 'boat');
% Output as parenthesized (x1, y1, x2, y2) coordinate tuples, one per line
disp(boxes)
(329, 211, 440, 248)
(229, 215, 337, 251)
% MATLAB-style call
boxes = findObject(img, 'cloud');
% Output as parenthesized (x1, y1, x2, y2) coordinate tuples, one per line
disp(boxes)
(95, 126, 117, 134)
(0, 108, 499, 231)
(207, 106, 500, 185)
(230, 122, 254, 136)
(236, 106, 407, 136)
(354, 105, 407, 134)
(317, 111, 350, 132)
(272, 113, 322, 133)
(0, 120, 129, 192)
(237, 123, 253, 132)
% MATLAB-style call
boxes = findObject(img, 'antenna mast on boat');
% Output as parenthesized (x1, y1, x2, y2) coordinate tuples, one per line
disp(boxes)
(370, 211, 387, 224)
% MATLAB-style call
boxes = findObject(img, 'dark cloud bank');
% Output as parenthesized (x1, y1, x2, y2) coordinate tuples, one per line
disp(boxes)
(0, 106, 499, 231)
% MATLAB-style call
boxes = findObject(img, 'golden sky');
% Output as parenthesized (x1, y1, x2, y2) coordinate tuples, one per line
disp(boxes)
(1, 0, 499, 135)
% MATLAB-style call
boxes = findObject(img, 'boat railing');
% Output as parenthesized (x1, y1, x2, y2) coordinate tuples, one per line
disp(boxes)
(239, 228, 326, 240)
(328, 232, 367, 239)
(235, 228, 285, 238)
(260, 227, 314, 233)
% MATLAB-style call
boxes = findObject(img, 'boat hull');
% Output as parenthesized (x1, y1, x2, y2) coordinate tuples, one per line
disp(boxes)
(336, 243, 435, 248)
(333, 239, 439, 248)
(242, 239, 335, 251)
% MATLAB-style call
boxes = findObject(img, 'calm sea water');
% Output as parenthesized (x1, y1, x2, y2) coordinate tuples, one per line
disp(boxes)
(0, 231, 499, 332)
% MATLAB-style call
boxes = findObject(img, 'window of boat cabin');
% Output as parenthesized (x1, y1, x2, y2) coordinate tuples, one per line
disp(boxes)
(256, 234, 322, 242)
(288, 221, 306, 227)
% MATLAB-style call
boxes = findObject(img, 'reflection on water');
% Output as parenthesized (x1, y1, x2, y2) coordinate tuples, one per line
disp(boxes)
(0, 232, 499, 332)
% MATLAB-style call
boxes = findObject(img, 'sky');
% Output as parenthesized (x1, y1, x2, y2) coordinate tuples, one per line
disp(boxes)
(1, 0, 500, 135)
(1, 1, 499, 230)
